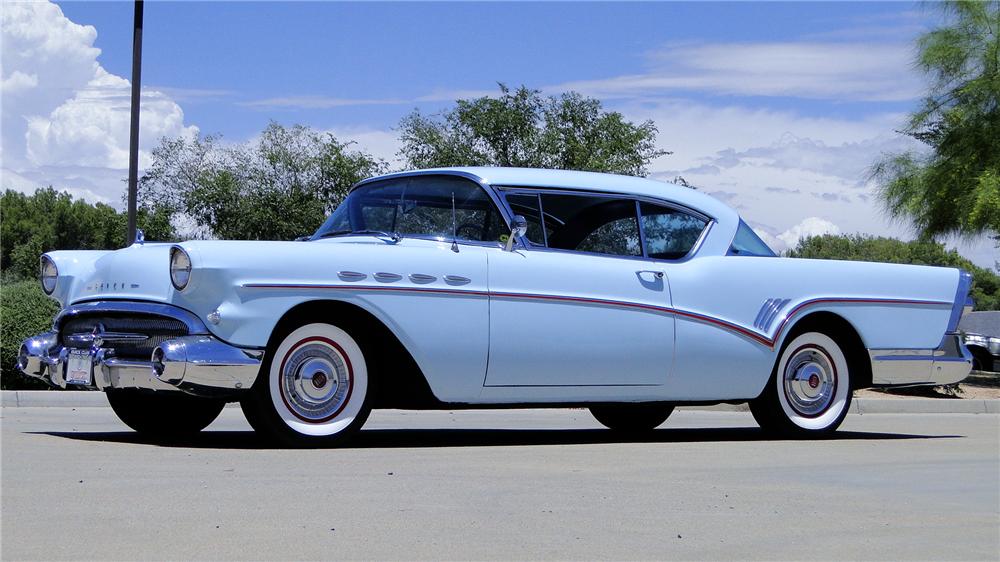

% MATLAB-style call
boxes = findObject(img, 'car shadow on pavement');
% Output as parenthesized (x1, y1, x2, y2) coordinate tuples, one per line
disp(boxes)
(32, 427, 962, 450)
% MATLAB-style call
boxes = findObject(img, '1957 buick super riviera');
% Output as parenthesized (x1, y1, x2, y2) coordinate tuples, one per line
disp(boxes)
(19, 167, 974, 445)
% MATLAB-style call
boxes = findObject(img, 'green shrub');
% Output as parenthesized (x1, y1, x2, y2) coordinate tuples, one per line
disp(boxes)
(1, 280, 59, 389)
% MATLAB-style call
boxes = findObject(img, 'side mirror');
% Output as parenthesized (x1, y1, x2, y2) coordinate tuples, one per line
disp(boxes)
(505, 215, 528, 252)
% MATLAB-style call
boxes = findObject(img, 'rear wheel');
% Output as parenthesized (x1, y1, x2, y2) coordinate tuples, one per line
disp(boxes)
(750, 331, 852, 437)
(106, 389, 225, 439)
(241, 322, 372, 447)
(590, 404, 674, 432)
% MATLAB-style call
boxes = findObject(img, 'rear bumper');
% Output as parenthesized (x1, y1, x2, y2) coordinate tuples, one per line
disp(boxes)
(18, 331, 261, 398)
(869, 333, 972, 387)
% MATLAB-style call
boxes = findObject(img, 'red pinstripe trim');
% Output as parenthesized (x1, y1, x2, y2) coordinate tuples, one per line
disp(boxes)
(242, 283, 950, 350)
(769, 297, 949, 348)
(244, 283, 490, 298)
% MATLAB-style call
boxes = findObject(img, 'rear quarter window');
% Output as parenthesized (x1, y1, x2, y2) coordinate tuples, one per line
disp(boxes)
(729, 220, 776, 257)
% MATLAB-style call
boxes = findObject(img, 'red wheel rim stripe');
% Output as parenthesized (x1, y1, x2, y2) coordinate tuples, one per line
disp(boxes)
(277, 336, 354, 424)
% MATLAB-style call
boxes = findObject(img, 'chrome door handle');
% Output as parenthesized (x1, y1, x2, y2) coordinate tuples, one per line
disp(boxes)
(637, 270, 664, 279)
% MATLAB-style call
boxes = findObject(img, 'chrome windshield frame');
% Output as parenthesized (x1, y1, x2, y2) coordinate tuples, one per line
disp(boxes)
(316, 170, 520, 248)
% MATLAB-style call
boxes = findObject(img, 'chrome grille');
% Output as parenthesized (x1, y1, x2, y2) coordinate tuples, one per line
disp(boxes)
(60, 315, 188, 359)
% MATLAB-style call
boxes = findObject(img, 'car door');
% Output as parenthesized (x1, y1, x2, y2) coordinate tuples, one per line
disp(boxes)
(485, 190, 677, 387)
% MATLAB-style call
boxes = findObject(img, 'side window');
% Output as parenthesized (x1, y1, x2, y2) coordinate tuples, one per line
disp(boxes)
(503, 193, 547, 246)
(729, 220, 776, 257)
(539, 193, 642, 257)
(639, 202, 708, 260)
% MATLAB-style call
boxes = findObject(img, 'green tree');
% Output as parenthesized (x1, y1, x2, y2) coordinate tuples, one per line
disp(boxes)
(871, 1, 1000, 239)
(787, 234, 999, 310)
(398, 84, 668, 176)
(139, 122, 387, 240)
(0, 188, 176, 280)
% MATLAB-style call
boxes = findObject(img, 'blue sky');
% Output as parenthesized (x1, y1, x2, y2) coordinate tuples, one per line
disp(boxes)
(3, 1, 996, 266)
(57, 1, 921, 135)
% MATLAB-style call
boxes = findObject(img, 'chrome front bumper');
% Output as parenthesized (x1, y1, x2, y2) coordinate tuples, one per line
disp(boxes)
(869, 333, 973, 387)
(18, 331, 261, 397)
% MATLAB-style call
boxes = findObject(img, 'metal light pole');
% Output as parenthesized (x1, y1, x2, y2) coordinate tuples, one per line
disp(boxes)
(126, 0, 144, 246)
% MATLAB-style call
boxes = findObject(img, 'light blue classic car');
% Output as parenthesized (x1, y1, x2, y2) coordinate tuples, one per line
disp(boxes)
(19, 167, 973, 445)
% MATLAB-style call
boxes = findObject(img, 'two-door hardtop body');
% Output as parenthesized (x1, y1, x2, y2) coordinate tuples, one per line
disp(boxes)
(20, 167, 973, 444)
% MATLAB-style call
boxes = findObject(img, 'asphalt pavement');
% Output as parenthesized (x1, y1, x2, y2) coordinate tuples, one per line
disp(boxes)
(2, 407, 998, 560)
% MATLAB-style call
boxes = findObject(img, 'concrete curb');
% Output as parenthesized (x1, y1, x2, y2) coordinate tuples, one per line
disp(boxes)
(2, 391, 997, 414)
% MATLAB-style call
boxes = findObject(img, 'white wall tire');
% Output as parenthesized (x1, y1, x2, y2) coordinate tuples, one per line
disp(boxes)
(242, 323, 372, 446)
(750, 331, 852, 436)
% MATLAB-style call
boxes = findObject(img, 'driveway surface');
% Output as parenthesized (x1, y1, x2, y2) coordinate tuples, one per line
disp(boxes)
(2, 407, 998, 560)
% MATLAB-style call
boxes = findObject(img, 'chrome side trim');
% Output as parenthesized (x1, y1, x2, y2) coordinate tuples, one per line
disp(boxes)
(337, 271, 367, 282)
(869, 334, 972, 387)
(753, 298, 790, 331)
(242, 283, 952, 350)
(408, 273, 437, 284)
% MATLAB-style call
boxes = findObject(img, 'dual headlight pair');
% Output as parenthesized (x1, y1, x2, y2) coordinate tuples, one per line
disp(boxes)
(38, 246, 193, 295)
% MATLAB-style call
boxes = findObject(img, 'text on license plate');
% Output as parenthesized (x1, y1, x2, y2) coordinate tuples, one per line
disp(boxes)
(66, 350, 93, 385)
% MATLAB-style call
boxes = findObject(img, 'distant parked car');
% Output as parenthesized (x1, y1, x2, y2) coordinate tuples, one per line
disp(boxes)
(19, 167, 973, 445)
(961, 311, 1000, 372)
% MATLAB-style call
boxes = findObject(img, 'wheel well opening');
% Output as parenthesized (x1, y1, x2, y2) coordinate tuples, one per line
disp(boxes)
(781, 311, 872, 390)
(268, 300, 440, 408)
(967, 345, 992, 371)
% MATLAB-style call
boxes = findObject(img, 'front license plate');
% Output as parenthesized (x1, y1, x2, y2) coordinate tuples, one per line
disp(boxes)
(66, 350, 93, 385)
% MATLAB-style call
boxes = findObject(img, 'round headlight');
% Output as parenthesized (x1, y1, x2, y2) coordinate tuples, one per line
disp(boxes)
(40, 255, 58, 295)
(169, 247, 192, 290)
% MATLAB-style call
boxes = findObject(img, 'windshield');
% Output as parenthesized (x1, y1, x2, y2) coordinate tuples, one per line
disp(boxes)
(313, 175, 506, 243)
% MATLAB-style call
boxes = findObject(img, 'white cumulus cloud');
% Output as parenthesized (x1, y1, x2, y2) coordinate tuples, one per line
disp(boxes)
(556, 41, 921, 102)
(776, 217, 841, 249)
(1, 0, 197, 204)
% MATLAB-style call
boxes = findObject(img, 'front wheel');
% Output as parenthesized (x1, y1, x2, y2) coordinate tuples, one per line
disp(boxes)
(590, 404, 674, 432)
(240, 322, 372, 447)
(750, 331, 852, 437)
(106, 389, 225, 439)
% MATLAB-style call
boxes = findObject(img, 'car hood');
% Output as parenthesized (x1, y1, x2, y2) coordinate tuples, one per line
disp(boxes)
(47, 243, 176, 306)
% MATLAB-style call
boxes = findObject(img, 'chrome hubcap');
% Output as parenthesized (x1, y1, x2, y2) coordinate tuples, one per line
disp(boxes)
(281, 342, 351, 422)
(783, 346, 836, 417)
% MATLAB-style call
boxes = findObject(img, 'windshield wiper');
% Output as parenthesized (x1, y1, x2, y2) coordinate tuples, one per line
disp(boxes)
(316, 229, 402, 243)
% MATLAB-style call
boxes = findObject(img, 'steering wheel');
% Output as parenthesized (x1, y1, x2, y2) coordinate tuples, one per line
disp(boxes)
(456, 222, 485, 241)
